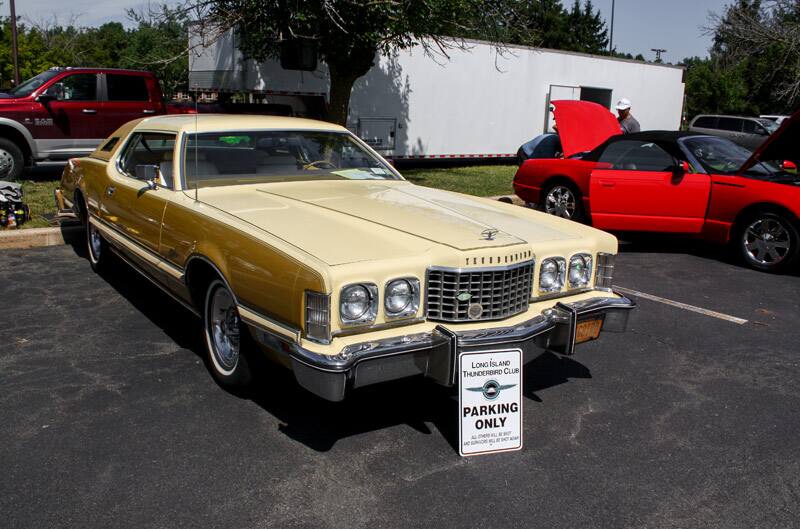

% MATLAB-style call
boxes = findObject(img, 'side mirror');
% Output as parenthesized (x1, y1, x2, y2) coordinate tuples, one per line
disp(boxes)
(673, 160, 691, 175)
(781, 160, 797, 172)
(134, 164, 161, 189)
(35, 84, 63, 103)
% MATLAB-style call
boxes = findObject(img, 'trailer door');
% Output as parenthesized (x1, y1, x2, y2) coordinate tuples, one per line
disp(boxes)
(546, 85, 579, 132)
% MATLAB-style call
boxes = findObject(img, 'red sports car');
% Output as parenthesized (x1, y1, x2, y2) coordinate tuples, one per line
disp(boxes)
(514, 101, 800, 272)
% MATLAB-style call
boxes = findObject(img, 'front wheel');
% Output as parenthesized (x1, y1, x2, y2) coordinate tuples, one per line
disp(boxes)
(541, 182, 584, 221)
(0, 138, 24, 180)
(86, 217, 108, 273)
(736, 212, 799, 273)
(203, 279, 252, 387)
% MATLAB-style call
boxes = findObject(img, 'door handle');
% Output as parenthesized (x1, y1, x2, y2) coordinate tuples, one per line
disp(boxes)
(142, 109, 156, 114)
(81, 109, 97, 114)
(106, 186, 115, 197)
(599, 180, 615, 188)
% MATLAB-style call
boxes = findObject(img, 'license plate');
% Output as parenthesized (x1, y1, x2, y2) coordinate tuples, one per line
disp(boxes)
(575, 318, 603, 344)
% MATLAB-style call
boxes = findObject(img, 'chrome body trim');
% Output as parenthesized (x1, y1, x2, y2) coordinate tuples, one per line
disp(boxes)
(251, 291, 636, 401)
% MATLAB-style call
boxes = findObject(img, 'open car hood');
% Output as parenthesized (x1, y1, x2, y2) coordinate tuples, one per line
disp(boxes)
(551, 100, 621, 158)
(740, 109, 800, 171)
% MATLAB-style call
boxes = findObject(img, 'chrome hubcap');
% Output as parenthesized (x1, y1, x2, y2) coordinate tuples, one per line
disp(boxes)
(0, 149, 14, 175)
(210, 287, 240, 371)
(545, 186, 576, 218)
(743, 218, 791, 265)
(88, 223, 102, 260)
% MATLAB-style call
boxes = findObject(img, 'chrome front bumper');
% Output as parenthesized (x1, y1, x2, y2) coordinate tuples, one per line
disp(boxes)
(272, 294, 635, 401)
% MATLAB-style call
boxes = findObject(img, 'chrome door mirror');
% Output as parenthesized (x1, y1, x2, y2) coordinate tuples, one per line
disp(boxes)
(134, 164, 161, 189)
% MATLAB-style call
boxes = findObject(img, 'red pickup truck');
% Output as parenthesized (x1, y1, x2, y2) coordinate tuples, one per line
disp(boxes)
(0, 68, 168, 179)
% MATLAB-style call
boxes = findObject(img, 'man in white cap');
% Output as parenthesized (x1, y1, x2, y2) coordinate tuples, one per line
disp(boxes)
(616, 98, 640, 134)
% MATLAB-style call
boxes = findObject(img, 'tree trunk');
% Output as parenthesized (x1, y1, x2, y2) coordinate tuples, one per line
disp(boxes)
(325, 44, 376, 126)
(326, 63, 359, 127)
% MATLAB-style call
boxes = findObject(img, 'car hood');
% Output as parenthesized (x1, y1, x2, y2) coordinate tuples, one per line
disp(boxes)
(740, 109, 800, 171)
(552, 100, 622, 157)
(196, 180, 585, 265)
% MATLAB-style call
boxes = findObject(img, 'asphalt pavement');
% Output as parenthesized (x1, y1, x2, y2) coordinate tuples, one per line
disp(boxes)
(1, 237, 799, 529)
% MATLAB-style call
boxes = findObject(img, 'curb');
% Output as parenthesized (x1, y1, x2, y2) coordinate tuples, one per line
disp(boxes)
(0, 224, 83, 250)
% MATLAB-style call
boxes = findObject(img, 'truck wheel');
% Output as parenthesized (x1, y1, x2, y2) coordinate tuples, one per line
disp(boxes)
(736, 212, 799, 273)
(541, 181, 584, 222)
(0, 138, 24, 180)
(203, 279, 253, 387)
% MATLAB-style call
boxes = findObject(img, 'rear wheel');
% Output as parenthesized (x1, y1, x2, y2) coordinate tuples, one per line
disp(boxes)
(541, 181, 584, 221)
(203, 279, 252, 387)
(0, 138, 24, 180)
(736, 212, 799, 273)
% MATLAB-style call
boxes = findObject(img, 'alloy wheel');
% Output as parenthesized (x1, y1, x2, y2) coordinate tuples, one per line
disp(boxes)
(545, 185, 577, 219)
(742, 217, 791, 266)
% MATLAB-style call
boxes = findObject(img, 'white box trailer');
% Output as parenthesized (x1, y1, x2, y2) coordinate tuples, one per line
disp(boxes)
(189, 30, 685, 161)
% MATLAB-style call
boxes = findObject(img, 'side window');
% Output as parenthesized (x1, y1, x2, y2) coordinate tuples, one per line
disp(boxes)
(598, 140, 675, 172)
(718, 117, 742, 132)
(120, 132, 177, 188)
(53, 74, 98, 101)
(693, 116, 716, 128)
(107, 74, 149, 102)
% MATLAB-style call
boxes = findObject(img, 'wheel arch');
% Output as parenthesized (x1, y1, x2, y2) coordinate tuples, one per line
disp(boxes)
(732, 202, 800, 235)
(184, 254, 236, 312)
(541, 175, 586, 200)
(72, 187, 87, 222)
(0, 120, 36, 164)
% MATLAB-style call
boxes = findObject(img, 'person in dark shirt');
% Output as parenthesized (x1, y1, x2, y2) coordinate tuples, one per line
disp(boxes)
(616, 98, 641, 134)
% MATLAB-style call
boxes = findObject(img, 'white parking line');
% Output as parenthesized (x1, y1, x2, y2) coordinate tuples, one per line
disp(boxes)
(615, 286, 749, 325)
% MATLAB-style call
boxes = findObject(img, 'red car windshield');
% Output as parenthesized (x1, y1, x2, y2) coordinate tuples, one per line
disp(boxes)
(683, 136, 784, 178)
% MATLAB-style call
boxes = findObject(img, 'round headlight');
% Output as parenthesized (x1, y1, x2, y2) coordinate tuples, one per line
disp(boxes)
(569, 254, 593, 287)
(341, 285, 370, 320)
(385, 279, 413, 313)
(539, 257, 565, 292)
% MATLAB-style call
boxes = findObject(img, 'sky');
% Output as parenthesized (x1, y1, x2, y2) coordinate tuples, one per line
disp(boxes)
(15, 0, 731, 63)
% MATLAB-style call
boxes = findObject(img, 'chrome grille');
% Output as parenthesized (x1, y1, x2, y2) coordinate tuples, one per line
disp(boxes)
(426, 260, 534, 322)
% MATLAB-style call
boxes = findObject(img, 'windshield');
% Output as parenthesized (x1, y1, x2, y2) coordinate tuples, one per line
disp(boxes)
(7, 70, 61, 97)
(184, 130, 400, 189)
(683, 136, 783, 178)
(757, 119, 779, 134)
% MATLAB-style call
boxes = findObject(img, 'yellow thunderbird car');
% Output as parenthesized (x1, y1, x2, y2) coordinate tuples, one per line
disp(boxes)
(57, 115, 635, 401)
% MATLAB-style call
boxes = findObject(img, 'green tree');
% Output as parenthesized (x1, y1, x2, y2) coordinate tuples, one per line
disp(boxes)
(121, 6, 191, 95)
(202, 0, 526, 125)
(682, 56, 750, 118)
(565, 0, 608, 53)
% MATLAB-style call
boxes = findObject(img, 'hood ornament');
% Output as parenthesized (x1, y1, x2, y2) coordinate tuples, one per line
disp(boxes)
(481, 228, 499, 241)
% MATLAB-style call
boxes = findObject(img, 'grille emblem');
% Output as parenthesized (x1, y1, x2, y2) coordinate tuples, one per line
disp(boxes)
(481, 228, 499, 241)
(456, 291, 472, 302)
(467, 303, 484, 320)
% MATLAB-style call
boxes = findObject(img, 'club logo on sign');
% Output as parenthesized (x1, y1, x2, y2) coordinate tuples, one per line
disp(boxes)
(467, 379, 517, 400)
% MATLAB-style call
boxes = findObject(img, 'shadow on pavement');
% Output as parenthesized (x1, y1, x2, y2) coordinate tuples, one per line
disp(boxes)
(66, 230, 594, 453)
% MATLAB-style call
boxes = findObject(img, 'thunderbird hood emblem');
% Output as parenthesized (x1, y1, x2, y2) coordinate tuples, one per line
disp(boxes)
(481, 228, 499, 241)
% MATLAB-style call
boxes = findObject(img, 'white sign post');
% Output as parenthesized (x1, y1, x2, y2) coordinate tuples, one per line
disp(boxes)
(458, 349, 523, 456)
